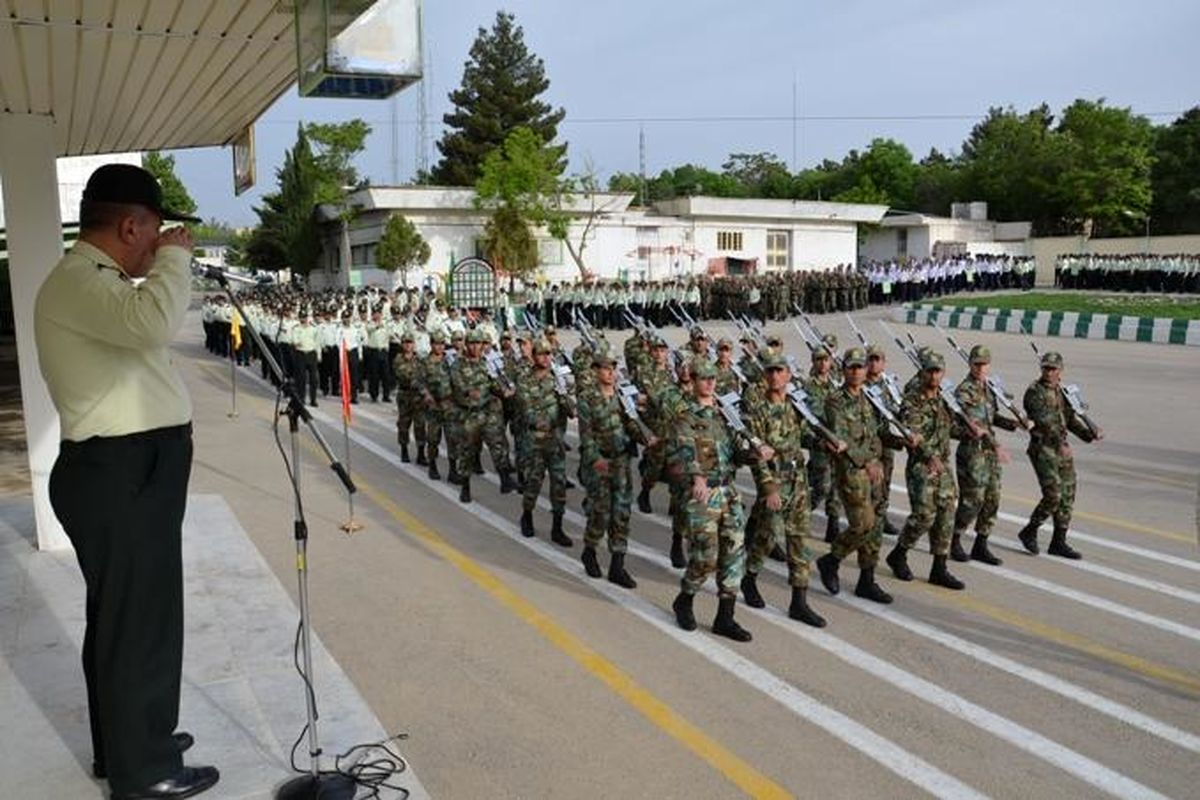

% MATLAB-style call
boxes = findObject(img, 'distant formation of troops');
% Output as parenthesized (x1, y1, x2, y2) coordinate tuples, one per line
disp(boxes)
(1055, 253, 1200, 294)
(202, 280, 1104, 642)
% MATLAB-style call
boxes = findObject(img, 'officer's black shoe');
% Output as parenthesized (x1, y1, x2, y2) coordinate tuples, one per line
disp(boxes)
(854, 567, 894, 604)
(428, 460, 441, 481)
(886, 545, 914, 582)
(550, 512, 572, 547)
(789, 587, 827, 628)
(950, 534, 969, 563)
(415, 446, 427, 467)
(607, 552, 637, 588)
(740, 574, 766, 608)
(1018, 522, 1041, 555)
(970, 535, 1002, 565)
(95, 732, 195, 780)
(711, 597, 752, 642)
(499, 470, 517, 494)
(768, 543, 786, 562)
(669, 534, 687, 568)
(581, 546, 602, 578)
(637, 487, 652, 514)
(672, 591, 697, 631)
(824, 516, 840, 544)
(520, 509, 535, 538)
(883, 519, 901, 537)
(928, 555, 965, 590)
(1047, 528, 1082, 560)
(816, 553, 841, 595)
(459, 479, 471, 504)
(109, 765, 219, 799)
(400, 444, 410, 463)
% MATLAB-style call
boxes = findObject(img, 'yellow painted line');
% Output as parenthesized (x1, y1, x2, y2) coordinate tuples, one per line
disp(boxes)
(1097, 462, 1196, 491)
(209, 368, 791, 799)
(1001, 491, 1191, 543)
(917, 583, 1200, 697)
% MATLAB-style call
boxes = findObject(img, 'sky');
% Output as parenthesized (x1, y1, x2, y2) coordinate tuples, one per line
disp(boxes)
(169, 0, 1200, 227)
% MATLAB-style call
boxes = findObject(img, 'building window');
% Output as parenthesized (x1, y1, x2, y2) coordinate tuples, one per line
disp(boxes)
(897, 229, 908, 257)
(351, 243, 376, 267)
(717, 230, 743, 252)
(766, 230, 790, 269)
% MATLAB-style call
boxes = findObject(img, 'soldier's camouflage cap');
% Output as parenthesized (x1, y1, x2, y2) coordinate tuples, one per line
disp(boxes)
(533, 338, 553, 355)
(544, 325, 557, 335)
(822, 333, 839, 350)
(766, 335, 783, 347)
(430, 332, 447, 344)
(652, 336, 670, 348)
(500, 330, 513, 340)
(843, 348, 867, 368)
(451, 330, 466, 341)
(1040, 351, 1064, 368)
(400, 331, 415, 343)
(692, 359, 717, 379)
(811, 346, 831, 362)
(866, 344, 886, 359)
(515, 331, 529, 342)
(969, 345, 991, 364)
(921, 351, 946, 371)
(689, 327, 707, 340)
(591, 350, 617, 368)
(467, 329, 487, 343)
(717, 337, 733, 348)
(761, 352, 789, 370)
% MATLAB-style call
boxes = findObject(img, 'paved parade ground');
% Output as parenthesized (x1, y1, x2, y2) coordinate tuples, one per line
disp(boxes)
(6, 303, 1200, 798)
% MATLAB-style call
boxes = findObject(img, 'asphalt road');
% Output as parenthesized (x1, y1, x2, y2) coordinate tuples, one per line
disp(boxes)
(182, 304, 1199, 799)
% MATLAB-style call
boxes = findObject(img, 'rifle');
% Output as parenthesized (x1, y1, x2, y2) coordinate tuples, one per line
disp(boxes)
(672, 304, 717, 360)
(792, 317, 844, 370)
(846, 314, 905, 408)
(573, 306, 600, 352)
(783, 382, 847, 454)
(551, 362, 575, 397)
(935, 322, 1031, 429)
(616, 370, 655, 441)
(717, 392, 767, 451)
(879, 320, 922, 370)
(483, 349, 514, 393)
(864, 384, 916, 441)
(879, 321, 984, 437)
(1026, 338, 1102, 439)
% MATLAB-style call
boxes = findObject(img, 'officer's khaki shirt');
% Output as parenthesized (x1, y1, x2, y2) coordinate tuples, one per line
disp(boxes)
(35, 240, 192, 441)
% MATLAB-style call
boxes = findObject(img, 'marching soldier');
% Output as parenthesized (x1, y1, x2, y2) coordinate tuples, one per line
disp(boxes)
(577, 351, 655, 587)
(952, 345, 1026, 564)
(420, 332, 455, 482)
(804, 341, 843, 542)
(741, 353, 831, 627)
(518, 338, 575, 547)
(714, 337, 740, 395)
(815, 349, 896, 605)
(864, 345, 903, 538)
(1018, 352, 1103, 559)
(451, 329, 517, 503)
(670, 360, 772, 641)
(392, 332, 425, 464)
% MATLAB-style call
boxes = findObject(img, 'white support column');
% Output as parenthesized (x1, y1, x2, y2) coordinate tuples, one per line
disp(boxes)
(0, 113, 70, 551)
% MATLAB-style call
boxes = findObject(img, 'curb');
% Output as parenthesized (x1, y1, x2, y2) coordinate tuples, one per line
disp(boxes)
(895, 304, 1200, 346)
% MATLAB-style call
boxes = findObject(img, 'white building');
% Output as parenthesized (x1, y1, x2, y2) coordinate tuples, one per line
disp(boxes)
(860, 201, 1032, 263)
(311, 187, 888, 289)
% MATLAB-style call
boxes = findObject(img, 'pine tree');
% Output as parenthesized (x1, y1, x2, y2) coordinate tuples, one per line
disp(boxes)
(431, 11, 566, 186)
(143, 151, 197, 218)
(249, 126, 323, 275)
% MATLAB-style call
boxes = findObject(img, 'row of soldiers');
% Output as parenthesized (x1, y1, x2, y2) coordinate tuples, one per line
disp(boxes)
(1055, 253, 1200, 294)
(378, 313, 1102, 641)
(860, 255, 1037, 305)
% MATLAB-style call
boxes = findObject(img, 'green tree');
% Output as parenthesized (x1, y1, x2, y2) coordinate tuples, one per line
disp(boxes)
(376, 213, 431, 288)
(474, 127, 560, 281)
(912, 148, 963, 215)
(305, 119, 372, 201)
(1150, 106, 1200, 234)
(248, 125, 324, 275)
(1054, 99, 1154, 237)
(143, 151, 197, 219)
(432, 11, 566, 186)
(721, 152, 794, 198)
(481, 204, 538, 279)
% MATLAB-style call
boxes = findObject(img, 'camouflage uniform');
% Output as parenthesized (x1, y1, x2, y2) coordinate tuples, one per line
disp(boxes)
(578, 379, 639, 555)
(451, 332, 514, 498)
(420, 338, 456, 481)
(1019, 352, 1097, 557)
(953, 346, 1019, 561)
(518, 342, 575, 544)
(392, 336, 425, 463)
(804, 367, 843, 536)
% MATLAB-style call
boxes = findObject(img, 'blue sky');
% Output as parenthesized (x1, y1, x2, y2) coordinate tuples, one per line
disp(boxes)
(170, 0, 1200, 226)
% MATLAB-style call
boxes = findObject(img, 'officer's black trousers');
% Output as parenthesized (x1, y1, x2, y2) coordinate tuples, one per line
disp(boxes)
(49, 424, 192, 794)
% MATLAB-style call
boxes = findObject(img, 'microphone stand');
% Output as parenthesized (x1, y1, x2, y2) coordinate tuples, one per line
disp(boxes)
(201, 266, 358, 800)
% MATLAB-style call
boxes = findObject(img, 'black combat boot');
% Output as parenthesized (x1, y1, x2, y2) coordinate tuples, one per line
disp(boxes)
(637, 487, 652, 514)
(670, 534, 687, 568)
(428, 457, 441, 481)
(415, 445, 427, 466)
(516, 469, 526, 492)
(581, 546, 602, 578)
(711, 596, 752, 642)
(950, 533, 969, 563)
(458, 477, 471, 504)
(1018, 521, 1040, 554)
(885, 544, 913, 582)
(970, 534, 1002, 565)
(472, 456, 484, 475)
(520, 508, 535, 538)
(1047, 526, 1082, 560)
(824, 516, 840, 544)
(854, 567, 894, 604)
(400, 443, 410, 463)
(672, 591, 697, 631)
(550, 511, 572, 547)
(816, 552, 841, 595)
(740, 573, 766, 609)
(499, 469, 517, 494)
(608, 552, 637, 588)
(928, 554, 965, 590)
(883, 519, 901, 537)
(768, 543, 786, 562)
(788, 587, 827, 628)
(447, 463, 462, 486)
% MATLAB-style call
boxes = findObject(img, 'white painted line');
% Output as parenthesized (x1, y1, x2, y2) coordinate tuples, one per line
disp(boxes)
(624, 543, 1172, 800)
(308, 399, 990, 799)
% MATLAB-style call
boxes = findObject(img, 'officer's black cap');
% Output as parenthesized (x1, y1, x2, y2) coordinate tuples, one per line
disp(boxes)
(83, 163, 201, 222)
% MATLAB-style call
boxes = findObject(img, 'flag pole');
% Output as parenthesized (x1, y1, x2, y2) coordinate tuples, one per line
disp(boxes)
(338, 339, 363, 534)
(227, 311, 239, 418)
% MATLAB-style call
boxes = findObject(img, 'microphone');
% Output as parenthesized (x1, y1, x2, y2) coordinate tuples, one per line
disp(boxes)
(191, 260, 260, 286)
